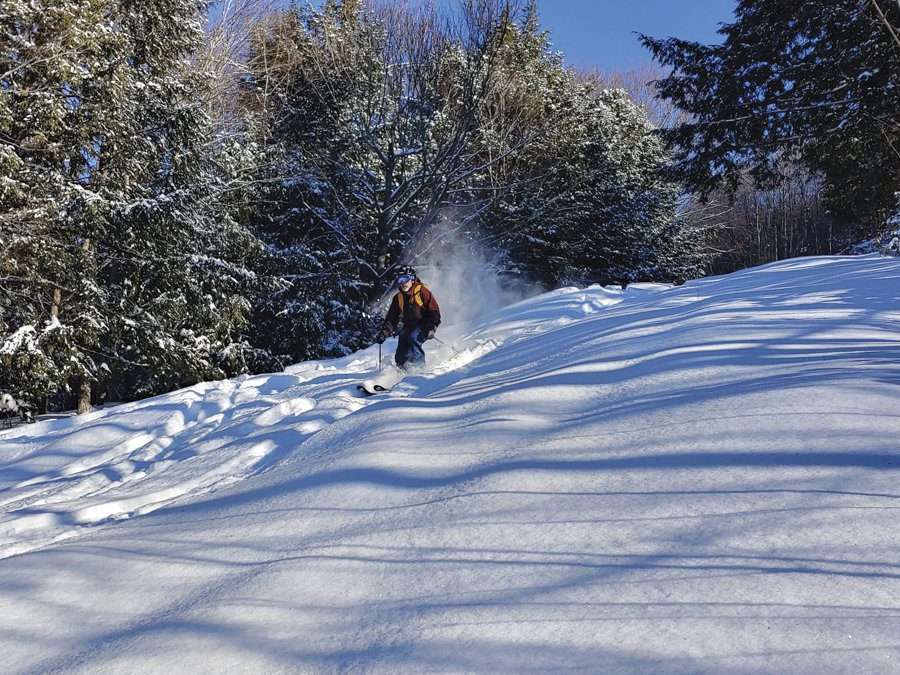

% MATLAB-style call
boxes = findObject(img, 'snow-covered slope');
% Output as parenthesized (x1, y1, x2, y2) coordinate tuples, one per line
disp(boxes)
(0, 279, 640, 560)
(2, 255, 900, 674)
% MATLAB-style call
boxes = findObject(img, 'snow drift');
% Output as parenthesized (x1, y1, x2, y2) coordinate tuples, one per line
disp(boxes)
(1, 255, 899, 674)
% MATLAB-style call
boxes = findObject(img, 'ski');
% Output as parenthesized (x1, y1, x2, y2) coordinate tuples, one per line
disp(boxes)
(357, 365, 406, 395)
(357, 382, 391, 395)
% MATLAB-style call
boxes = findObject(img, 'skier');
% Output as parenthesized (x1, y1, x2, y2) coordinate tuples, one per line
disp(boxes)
(375, 265, 441, 371)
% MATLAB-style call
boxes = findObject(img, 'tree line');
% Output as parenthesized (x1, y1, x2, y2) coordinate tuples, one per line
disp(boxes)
(643, 0, 900, 269)
(1, 0, 897, 415)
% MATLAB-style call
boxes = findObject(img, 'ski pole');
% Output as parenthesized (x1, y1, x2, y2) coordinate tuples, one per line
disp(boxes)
(378, 342, 383, 372)
(433, 336, 460, 357)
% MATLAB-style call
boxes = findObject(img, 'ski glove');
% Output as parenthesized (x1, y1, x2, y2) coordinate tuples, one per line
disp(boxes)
(419, 327, 436, 343)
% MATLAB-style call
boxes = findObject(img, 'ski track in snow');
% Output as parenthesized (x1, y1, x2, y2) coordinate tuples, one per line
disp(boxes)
(2, 255, 900, 674)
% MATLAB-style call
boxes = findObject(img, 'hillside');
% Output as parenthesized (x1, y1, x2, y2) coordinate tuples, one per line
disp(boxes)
(1, 255, 899, 674)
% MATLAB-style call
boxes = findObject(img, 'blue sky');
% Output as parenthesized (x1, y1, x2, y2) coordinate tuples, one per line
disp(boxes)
(534, 0, 737, 72)
(241, 1, 738, 73)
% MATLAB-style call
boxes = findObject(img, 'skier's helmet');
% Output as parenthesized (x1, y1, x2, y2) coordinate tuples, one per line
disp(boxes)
(395, 265, 417, 287)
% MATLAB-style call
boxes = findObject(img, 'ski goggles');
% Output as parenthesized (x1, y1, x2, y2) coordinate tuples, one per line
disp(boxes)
(396, 274, 415, 286)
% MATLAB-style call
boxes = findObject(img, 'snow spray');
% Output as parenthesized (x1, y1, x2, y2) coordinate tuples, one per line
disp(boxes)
(409, 224, 542, 327)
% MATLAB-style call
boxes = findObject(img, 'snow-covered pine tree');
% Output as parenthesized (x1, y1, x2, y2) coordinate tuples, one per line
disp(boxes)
(240, 3, 379, 363)
(0, 0, 264, 412)
(0, 0, 121, 411)
(880, 194, 900, 256)
(566, 88, 704, 286)
(468, 8, 701, 287)
(642, 0, 900, 237)
(463, 4, 581, 283)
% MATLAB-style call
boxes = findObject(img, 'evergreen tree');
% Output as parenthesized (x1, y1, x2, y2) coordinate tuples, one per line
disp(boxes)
(569, 88, 703, 285)
(470, 14, 700, 286)
(240, 3, 381, 362)
(642, 0, 900, 234)
(0, 0, 264, 411)
(880, 195, 900, 255)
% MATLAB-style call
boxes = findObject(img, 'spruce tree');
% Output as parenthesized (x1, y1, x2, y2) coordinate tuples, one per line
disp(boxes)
(470, 13, 700, 287)
(0, 0, 263, 411)
(642, 0, 900, 234)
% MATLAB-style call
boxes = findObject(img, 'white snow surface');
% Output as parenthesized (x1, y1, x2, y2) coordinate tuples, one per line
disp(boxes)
(2, 254, 900, 674)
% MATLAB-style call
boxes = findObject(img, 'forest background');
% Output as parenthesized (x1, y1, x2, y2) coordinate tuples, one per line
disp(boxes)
(1, 0, 898, 414)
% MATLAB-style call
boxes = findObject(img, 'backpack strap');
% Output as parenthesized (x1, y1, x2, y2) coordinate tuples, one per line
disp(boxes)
(398, 284, 426, 312)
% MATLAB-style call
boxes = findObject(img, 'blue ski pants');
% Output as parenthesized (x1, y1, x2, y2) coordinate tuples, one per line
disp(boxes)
(395, 325, 427, 370)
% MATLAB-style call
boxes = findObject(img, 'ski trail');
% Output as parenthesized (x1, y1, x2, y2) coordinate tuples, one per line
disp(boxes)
(0, 375, 360, 558)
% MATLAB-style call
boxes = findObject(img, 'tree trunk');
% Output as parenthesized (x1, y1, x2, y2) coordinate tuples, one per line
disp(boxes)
(77, 379, 92, 415)
(51, 287, 61, 320)
(75, 237, 93, 415)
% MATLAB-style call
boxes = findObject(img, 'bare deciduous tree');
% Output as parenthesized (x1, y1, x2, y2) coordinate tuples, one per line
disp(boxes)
(578, 64, 688, 129)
